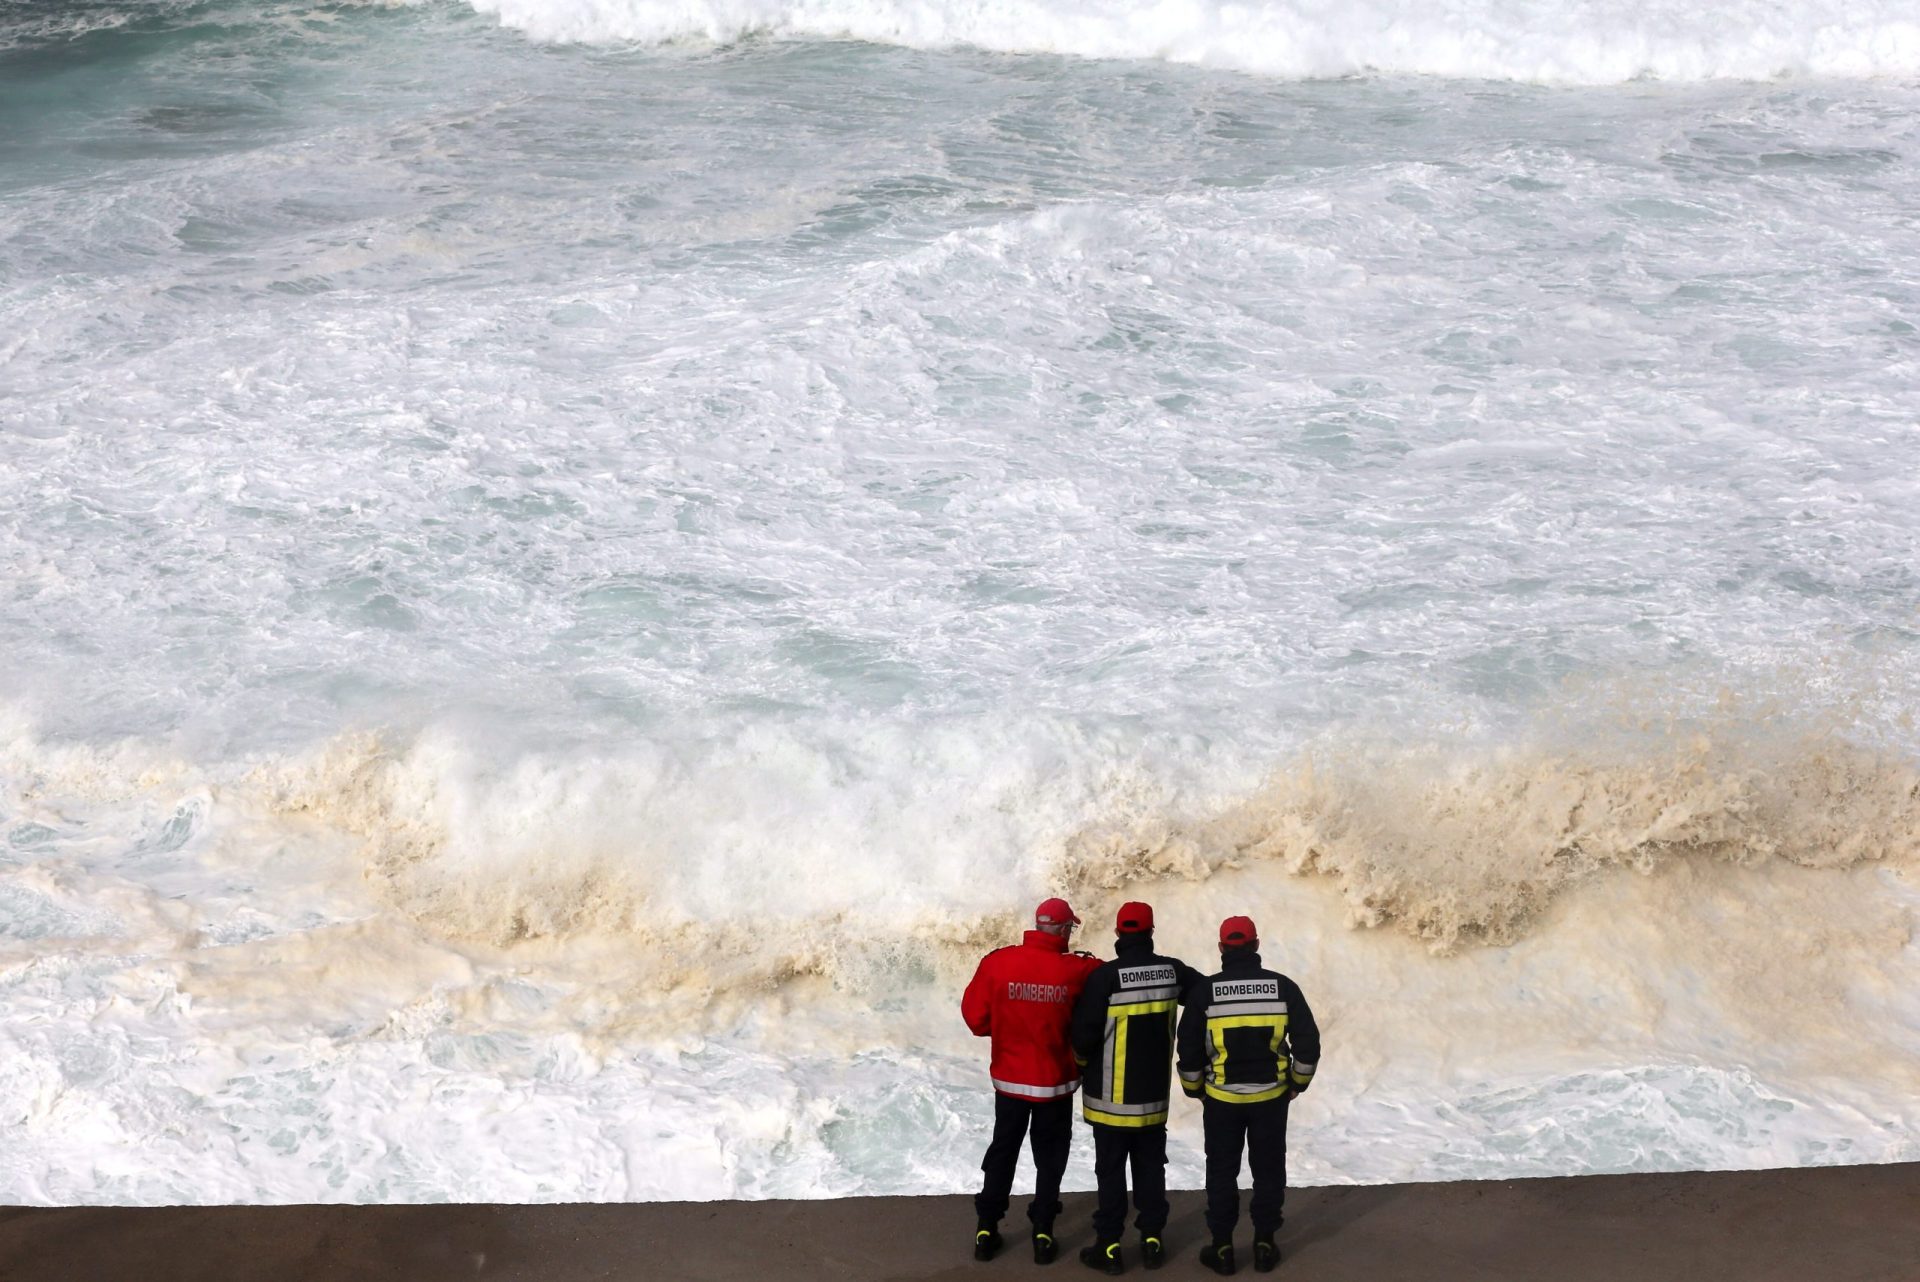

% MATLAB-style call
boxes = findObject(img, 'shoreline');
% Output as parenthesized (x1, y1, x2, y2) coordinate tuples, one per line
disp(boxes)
(3, 1161, 1917, 1281)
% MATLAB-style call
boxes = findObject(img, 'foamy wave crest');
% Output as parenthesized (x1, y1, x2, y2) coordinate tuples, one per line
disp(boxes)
(226, 719, 1133, 1030)
(1063, 733, 1920, 953)
(7, 708, 1920, 1199)
(464, 0, 1920, 83)
(236, 719, 1920, 976)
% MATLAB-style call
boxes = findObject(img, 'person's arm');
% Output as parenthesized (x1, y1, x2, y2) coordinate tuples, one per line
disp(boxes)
(1174, 958, 1204, 1001)
(962, 953, 995, 1037)
(1069, 965, 1111, 1064)
(1284, 977, 1320, 1093)
(1175, 978, 1209, 1099)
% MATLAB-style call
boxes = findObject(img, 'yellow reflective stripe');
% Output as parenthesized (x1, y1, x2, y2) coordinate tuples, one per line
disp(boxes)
(1112, 1014, 1130, 1105)
(1106, 999, 1175, 1017)
(1103, 1014, 1118, 1103)
(1084, 1104, 1170, 1127)
(1207, 1013, 1290, 1094)
(1204, 1081, 1290, 1104)
(1207, 1012, 1286, 1067)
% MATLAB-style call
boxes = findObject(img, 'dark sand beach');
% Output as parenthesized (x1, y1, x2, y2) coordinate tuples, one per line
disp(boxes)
(3, 1162, 1916, 1282)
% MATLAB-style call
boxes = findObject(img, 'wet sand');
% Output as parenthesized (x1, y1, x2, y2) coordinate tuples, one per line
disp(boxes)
(2, 1162, 1916, 1282)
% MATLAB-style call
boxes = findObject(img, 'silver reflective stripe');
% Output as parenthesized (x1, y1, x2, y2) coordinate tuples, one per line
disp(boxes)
(1087, 1098, 1168, 1116)
(1178, 1069, 1203, 1083)
(1111, 986, 1180, 1004)
(1103, 1016, 1118, 1102)
(1292, 1060, 1316, 1074)
(1211, 1080, 1284, 1095)
(1210, 1001, 1287, 1015)
(993, 1077, 1078, 1098)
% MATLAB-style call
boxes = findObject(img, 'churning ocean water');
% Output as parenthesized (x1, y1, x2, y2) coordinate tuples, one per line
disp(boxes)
(2, 0, 1919, 1204)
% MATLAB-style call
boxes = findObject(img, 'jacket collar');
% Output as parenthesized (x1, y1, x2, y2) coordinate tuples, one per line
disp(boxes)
(1220, 945, 1263, 971)
(1114, 933, 1155, 958)
(1023, 929, 1069, 953)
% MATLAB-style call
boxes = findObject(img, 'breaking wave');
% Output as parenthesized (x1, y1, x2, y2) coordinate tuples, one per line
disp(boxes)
(1063, 733, 1920, 953)
(7, 702, 1920, 1199)
(226, 714, 1920, 989)
(11, 692, 1917, 1017)
(464, 0, 1920, 84)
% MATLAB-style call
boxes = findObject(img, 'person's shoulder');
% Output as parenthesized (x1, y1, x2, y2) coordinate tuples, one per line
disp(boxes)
(1179, 969, 1220, 1011)
(1076, 953, 1123, 979)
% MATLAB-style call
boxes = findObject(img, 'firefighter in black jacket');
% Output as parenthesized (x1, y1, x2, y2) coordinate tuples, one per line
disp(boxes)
(1068, 901, 1203, 1274)
(1176, 915, 1320, 1275)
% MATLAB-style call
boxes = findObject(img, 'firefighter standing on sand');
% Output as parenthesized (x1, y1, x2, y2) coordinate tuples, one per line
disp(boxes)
(1177, 915, 1321, 1276)
(1068, 901, 1203, 1274)
(963, 898, 1104, 1264)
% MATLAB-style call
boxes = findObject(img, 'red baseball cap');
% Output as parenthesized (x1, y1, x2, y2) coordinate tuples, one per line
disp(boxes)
(1036, 897, 1080, 928)
(1115, 901, 1154, 934)
(1219, 915, 1258, 945)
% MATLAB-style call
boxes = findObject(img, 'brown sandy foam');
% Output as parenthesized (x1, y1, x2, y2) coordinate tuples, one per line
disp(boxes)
(2, 1163, 1916, 1282)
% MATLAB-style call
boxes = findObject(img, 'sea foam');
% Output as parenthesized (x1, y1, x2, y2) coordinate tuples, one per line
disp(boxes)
(3, 708, 1918, 1202)
(465, 0, 1920, 83)
(5, 4, 1920, 1203)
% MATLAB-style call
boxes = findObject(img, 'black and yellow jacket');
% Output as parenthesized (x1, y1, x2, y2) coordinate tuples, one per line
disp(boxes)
(1069, 935, 1204, 1128)
(1176, 946, 1320, 1105)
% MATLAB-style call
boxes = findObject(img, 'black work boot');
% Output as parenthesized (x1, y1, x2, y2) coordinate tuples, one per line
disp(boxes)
(1252, 1236, 1280, 1272)
(974, 1222, 1003, 1261)
(1033, 1228, 1059, 1265)
(1200, 1241, 1236, 1276)
(1139, 1234, 1165, 1270)
(1078, 1240, 1123, 1275)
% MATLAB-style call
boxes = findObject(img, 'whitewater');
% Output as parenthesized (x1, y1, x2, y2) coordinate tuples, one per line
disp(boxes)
(2, 0, 1919, 1205)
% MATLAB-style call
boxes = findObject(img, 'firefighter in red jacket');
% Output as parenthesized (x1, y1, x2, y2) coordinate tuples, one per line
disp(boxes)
(963, 897, 1103, 1264)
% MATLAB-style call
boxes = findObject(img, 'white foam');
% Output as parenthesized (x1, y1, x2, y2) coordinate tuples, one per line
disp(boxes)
(2, 713, 1916, 1201)
(464, 0, 1920, 83)
(6, 11, 1920, 1203)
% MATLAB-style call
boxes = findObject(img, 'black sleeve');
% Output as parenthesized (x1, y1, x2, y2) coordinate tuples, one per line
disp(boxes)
(1175, 976, 1210, 1093)
(1070, 964, 1114, 1064)
(1173, 958, 1205, 1002)
(1283, 977, 1321, 1091)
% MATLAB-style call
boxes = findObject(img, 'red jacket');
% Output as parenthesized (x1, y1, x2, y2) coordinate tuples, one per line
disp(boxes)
(962, 931, 1104, 1102)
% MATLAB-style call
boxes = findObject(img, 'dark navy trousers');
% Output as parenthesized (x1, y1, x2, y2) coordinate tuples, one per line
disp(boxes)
(1201, 1095, 1290, 1242)
(976, 1094, 1073, 1230)
(1090, 1122, 1170, 1242)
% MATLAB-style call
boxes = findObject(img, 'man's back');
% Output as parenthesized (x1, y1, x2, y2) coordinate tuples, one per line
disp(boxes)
(963, 899, 1102, 1263)
(1177, 947, 1319, 1104)
(1072, 935, 1203, 1126)
(964, 929, 1102, 1101)
(1178, 917, 1322, 1273)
